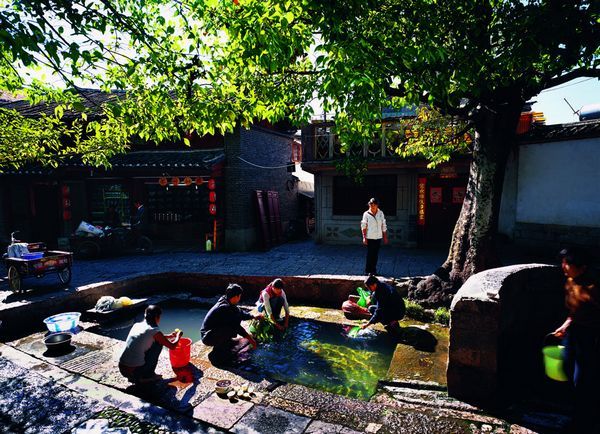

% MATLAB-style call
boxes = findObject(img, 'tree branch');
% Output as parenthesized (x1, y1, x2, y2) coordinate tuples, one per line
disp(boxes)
(543, 68, 600, 91)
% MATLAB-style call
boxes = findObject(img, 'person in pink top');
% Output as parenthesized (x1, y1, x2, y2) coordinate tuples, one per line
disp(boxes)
(256, 278, 290, 332)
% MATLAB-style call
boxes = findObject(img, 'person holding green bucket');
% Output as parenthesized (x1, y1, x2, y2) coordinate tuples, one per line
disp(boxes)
(551, 247, 600, 433)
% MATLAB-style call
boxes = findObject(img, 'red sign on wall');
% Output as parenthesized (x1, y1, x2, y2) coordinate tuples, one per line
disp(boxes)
(430, 187, 443, 204)
(452, 187, 466, 204)
(417, 177, 426, 226)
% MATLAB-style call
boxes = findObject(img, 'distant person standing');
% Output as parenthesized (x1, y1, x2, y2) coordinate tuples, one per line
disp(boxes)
(361, 198, 388, 275)
(131, 201, 148, 234)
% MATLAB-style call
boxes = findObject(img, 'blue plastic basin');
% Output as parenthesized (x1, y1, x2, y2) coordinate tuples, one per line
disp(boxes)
(21, 252, 44, 260)
(43, 312, 81, 333)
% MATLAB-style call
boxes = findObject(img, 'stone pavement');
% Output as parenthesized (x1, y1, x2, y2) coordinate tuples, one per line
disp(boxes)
(3, 240, 448, 293)
(0, 299, 534, 434)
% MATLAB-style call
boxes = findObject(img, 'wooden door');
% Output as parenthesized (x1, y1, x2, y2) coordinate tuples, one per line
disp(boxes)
(424, 177, 467, 244)
(254, 190, 271, 248)
(267, 191, 282, 244)
(31, 183, 61, 246)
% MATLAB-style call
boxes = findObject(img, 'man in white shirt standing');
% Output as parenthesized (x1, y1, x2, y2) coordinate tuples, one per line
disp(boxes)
(361, 198, 388, 275)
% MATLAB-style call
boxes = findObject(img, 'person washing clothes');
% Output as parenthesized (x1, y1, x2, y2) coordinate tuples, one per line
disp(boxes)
(360, 274, 405, 335)
(201, 283, 263, 365)
(118, 305, 182, 384)
(256, 278, 290, 332)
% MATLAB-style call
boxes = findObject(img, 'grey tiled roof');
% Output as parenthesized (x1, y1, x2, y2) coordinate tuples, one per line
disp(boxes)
(519, 119, 600, 143)
(0, 149, 224, 175)
(0, 88, 121, 118)
(105, 150, 224, 169)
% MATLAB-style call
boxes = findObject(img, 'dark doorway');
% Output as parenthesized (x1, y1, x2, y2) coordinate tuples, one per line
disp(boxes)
(31, 183, 60, 246)
(424, 175, 467, 244)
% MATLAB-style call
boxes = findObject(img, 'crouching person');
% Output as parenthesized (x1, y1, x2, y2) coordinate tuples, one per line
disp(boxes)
(360, 275, 406, 335)
(119, 305, 182, 383)
(201, 283, 262, 366)
(257, 278, 290, 332)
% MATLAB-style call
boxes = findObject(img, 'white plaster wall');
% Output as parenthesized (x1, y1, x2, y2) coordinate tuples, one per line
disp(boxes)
(516, 137, 600, 227)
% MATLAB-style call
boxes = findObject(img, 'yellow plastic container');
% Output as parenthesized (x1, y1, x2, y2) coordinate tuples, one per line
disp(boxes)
(119, 296, 133, 307)
(542, 345, 568, 382)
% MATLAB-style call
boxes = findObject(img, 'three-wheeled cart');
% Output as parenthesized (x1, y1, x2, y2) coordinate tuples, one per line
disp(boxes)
(4, 242, 73, 292)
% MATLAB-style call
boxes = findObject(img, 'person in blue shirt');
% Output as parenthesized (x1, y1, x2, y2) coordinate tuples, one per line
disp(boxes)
(360, 275, 405, 335)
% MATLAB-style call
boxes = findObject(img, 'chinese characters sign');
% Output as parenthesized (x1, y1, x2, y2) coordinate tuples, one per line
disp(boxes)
(418, 178, 426, 226)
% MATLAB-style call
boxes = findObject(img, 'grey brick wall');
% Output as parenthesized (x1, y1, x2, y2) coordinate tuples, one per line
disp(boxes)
(224, 126, 298, 251)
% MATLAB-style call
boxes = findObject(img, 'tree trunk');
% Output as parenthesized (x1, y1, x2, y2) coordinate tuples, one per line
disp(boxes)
(410, 101, 523, 307)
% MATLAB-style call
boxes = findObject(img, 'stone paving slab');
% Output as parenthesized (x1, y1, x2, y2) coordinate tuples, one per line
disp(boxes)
(230, 404, 312, 434)
(304, 420, 362, 434)
(192, 392, 254, 430)
(1, 344, 222, 434)
(0, 362, 103, 434)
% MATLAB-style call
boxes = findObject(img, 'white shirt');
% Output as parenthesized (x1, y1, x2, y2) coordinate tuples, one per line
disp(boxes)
(119, 321, 159, 367)
(361, 210, 387, 240)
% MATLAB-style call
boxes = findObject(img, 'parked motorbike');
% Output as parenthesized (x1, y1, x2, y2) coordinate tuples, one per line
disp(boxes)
(70, 225, 152, 259)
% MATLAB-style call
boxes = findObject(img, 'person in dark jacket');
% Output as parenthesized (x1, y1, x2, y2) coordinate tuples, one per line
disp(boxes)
(360, 274, 405, 334)
(201, 283, 262, 365)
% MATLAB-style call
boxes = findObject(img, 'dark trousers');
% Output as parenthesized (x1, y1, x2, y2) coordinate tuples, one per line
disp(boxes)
(258, 296, 284, 321)
(365, 238, 381, 274)
(119, 341, 162, 381)
(202, 327, 237, 349)
(202, 327, 241, 366)
(562, 325, 600, 433)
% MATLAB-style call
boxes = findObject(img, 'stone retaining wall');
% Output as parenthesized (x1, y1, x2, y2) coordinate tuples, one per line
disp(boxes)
(0, 273, 375, 339)
(447, 264, 566, 407)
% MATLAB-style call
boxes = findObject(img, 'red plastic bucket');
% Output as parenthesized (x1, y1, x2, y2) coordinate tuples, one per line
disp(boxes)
(169, 337, 192, 368)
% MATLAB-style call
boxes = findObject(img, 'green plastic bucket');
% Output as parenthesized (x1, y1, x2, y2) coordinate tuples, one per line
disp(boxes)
(542, 345, 568, 382)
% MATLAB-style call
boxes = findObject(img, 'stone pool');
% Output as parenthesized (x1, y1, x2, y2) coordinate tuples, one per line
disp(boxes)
(0, 273, 530, 433)
(90, 298, 395, 400)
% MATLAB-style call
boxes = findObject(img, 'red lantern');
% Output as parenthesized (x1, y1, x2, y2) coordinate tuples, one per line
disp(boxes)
(209, 191, 217, 203)
(209, 204, 217, 215)
(62, 198, 71, 208)
(195, 177, 204, 186)
(183, 176, 192, 186)
(61, 185, 70, 196)
(171, 177, 180, 186)
(159, 177, 168, 187)
(208, 178, 216, 190)
(63, 210, 72, 221)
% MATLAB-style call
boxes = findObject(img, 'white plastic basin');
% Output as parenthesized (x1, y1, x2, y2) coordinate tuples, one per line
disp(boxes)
(43, 312, 81, 333)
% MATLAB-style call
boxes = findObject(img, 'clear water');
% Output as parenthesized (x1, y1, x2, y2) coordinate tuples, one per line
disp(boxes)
(93, 300, 395, 400)
(92, 300, 208, 343)
(245, 320, 395, 400)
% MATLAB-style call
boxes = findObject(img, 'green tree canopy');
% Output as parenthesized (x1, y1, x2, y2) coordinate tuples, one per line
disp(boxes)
(1, 0, 599, 289)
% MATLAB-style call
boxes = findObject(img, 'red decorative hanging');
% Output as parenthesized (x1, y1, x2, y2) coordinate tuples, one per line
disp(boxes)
(208, 178, 216, 190)
(209, 204, 217, 215)
(159, 177, 168, 187)
(171, 177, 180, 186)
(195, 177, 204, 186)
(63, 210, 72, 221)
(209, 191, 217, 203)
(61, 185, 70, 196)
(183, 176, 192, 186)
